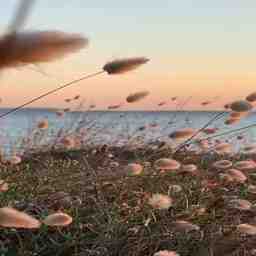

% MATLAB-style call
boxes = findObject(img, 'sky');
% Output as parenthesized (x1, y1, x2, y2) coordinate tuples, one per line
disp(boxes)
(1, 0, 256, 110)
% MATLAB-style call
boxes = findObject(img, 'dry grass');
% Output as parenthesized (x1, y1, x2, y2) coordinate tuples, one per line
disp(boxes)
(1, 146, 256, 255)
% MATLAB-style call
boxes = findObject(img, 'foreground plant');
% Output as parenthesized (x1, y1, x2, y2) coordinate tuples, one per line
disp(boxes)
(0, 207, 41, 229)
(0, 31, 88, 69)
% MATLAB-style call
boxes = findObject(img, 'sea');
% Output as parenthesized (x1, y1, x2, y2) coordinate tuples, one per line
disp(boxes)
(0, 108, 256, 153)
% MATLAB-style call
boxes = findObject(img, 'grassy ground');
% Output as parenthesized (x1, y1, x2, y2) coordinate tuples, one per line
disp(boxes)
(0, 146, 256, 255)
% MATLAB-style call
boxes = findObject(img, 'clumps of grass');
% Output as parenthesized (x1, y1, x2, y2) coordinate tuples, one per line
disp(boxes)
(1, 145, 256, 255)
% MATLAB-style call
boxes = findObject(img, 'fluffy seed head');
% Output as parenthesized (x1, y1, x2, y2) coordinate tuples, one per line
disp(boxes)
(224, 103, 231, 109)
(168, 184, 182, 193)
(230, 100, 253, 112)
(229, 111, 247, 119)
(226, 169, 247, 183)
(43, 212, 72, 227)
(203, 128, 218, 135)
(61, 137, 75, 149)
(0, 31, 88, 68)
(9, 155, 22, 165)
(108, 103, 123, 109)
(225, 118, 240, 125)
(126, 90, 149, 103)
(126, 163, 143, 176)
(154, 158, 180, 171)
(154, 251, 180, 256)
(0, 180, 8, 192)
(103, 57, 149, 74)
(219, 173, 234, 183)
(158, 101, 166, 106)
(73, 95, 80, 100)
(169, 128, 196, 140)
(0, 207, 41, 228)
(228, 199, 252, 211)
(89, 104, 96, 109)
(201, 101, 211, 106)
(246, 92, 256, 102)
(56, 110, 64, 117)
(37, 119, 48, 129)
(212, 160, 232, 170)
(234, 160, 256, 171)
(241, 144, 256, 155)
(180, 164, 198, 175)
(214, 142, 232, 154)
(248, 185, 256, 194)
(148, 193, 172, 210)
(173, 220, 200, 232)
(237, 223, 256, 235)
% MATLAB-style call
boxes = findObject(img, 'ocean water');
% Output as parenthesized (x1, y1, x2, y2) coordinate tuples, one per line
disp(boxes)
(0, 108, 256, 152)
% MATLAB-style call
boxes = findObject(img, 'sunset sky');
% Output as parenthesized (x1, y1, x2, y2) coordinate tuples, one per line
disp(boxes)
(1, 0, 256, 110)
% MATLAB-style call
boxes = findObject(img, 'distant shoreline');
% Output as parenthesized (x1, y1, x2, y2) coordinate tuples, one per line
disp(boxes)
(0, 108, 232, 113)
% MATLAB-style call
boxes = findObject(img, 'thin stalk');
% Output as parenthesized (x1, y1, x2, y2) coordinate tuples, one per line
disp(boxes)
(173, 111, 227, 154)
(0, 70, 105, 119)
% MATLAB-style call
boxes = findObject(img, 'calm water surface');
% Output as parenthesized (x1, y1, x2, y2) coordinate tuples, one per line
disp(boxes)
(0, 109, 256, 152)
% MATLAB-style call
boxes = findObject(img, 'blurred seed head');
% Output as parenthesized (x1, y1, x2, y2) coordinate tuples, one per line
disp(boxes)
(201, 101, 211, 106)
(225, 117, 241, 125)
(154, 158, 181, 171)
(126, 163, 143, 176)
(148, 193, 172, 210)
(43, 212, 72, 227)
(126, 90, 150, 103)
(168, 184, 182, 193)
(169, 128, 196, 140)
(56, 110, 64, 117)
(9, 155, 22, 165)
(248, 185, 256, 194)
(246, 92, 256, 102)
(226, 169, 247, 183)
(37, 119, 48, 129)
(0, 31, 88, 68)
(237, 223, 256, 235)
(229, 100, 253, 112)
(234, 160, 256, 171)
(214, 142, 232, 154)
(229, 111, 247, 119)
(103, 57, 149, 75)
(89, 104, 96, 109)
(158, 101, 166, 106)
(228, 199, 252, 211)
(202, 127, 218, 135)
(0, 180, 8, 192)
(108, 103, 123, 110)
(154, 251, 180, 256)
(180, 164, 198, 175)
(213, 160, 232, 170)
(172, 220, 200, 232)
(73, 95, 80, 100)
(61, 136, 75, 149)
(224, 103, 231, 109)
(0, 207, 41, 228)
